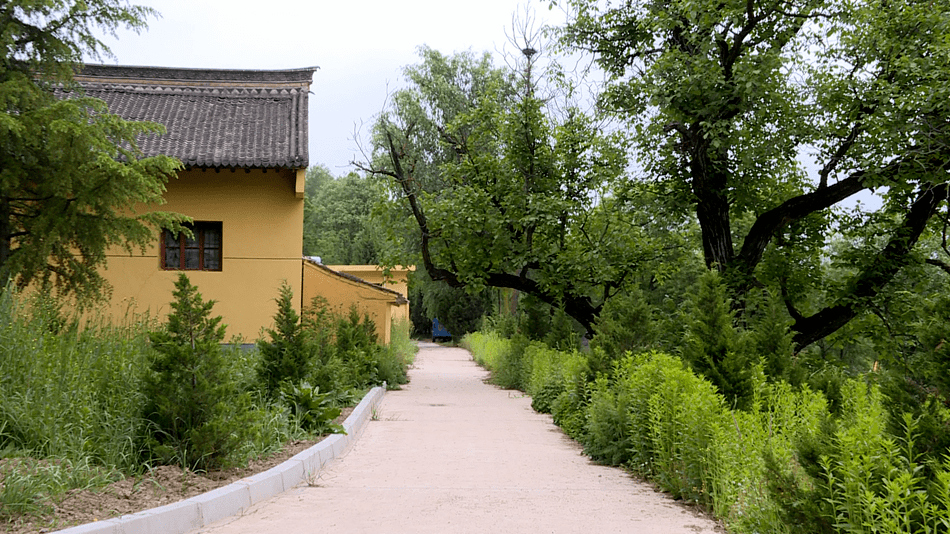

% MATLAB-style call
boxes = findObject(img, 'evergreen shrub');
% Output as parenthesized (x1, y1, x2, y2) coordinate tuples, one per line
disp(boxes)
(590, 287, 657, 374)
(681, 271, 754, 410)
(257, 281, 316, 397)
(333, 305, 381, 388)
(143, 274, 254, 470)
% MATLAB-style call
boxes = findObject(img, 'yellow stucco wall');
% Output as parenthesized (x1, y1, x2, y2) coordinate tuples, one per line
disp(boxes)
(103, 167, 305, 341)
(326, 265, 414, 324)
(301, 261, 407, 344)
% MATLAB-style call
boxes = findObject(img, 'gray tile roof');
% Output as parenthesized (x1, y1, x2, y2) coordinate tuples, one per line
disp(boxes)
(72, 64, 317, 169)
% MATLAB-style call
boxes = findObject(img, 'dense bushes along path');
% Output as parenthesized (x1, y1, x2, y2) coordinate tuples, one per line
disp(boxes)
(195, 342, 722, 534)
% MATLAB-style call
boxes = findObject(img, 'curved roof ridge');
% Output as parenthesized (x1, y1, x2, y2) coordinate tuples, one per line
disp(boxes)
(76, 64, 319, 86)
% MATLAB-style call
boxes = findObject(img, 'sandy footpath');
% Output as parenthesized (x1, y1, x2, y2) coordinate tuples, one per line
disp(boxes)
(193, 342, 724, 534)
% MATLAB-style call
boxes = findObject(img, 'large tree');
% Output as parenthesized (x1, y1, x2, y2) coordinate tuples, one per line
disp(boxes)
(0, 0, 184, 302)
(555, 0, 950, 348)
(360, 46, 683, 335)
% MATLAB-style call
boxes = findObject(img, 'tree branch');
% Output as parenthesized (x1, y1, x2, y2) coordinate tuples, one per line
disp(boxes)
(779, 276, 805, 323)
(735, 166, 875, 281)
(818, 118, 866, 189)
(792, 182, 950, 349)
(925, 258, 950, 276)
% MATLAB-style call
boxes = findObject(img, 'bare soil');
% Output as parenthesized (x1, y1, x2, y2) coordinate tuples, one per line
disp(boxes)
(1, 407, 353, 534)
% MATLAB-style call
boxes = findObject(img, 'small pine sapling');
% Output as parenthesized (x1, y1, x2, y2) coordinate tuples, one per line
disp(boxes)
(257, 282, 314, 397)
(143, 273, 246, 470)
(681, 271, 754, 410)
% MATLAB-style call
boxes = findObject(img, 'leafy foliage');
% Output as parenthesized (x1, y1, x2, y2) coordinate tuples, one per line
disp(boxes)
(417, 270, 495, 339)
(555, 0, 950, 348)
(0, 0, 186, 302)
(302, 166, 385, 264)
(279, 382, 343, 435)
(362, 46, 676, 336)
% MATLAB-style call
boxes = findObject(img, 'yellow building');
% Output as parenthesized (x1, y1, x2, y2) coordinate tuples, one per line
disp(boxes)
(302, 261, 411, 344)
(75, 65, 409, 343)
(327, 265, 414, 309)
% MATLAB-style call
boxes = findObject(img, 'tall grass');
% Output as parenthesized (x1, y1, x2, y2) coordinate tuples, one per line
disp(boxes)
(0, 285, 419, 524)
(377, 317, 418, 389)
(0, 289, 151, 470)
(0, 288, 152, 517)
(464, 329, 950, 534)
(462, 331, 512, 372)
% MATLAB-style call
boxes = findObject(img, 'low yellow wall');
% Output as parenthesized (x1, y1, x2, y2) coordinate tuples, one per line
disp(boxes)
(326, 265, 414, 325)
(302, 261, 407, 344)
(103, 167, 305, 341)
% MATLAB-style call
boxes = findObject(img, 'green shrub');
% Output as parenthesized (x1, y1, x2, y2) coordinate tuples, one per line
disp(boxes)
(493, 334, 531, 390)
(334, 305, 380, 388)
(525, 343, 584, 413)
(300, 297, 342, 393)
(584, 373, 634, 466)
(466, 304, 950, 534)
(376, 317, 416, 388)
(143, 273, 251, 470)
(377, 345, 409, 387)
(463, 331, 511, 370)
(681, 270, 754, 410)
(525, 342, 561, 398)
(590, 287, 657, 373)
(745, 289, 797, 383)
(391, 317, 417, 359)
(617, 352, 670, 474)
(481, 310, 518, 338)
(551, 388, 588, 439)
(551, 353, 591, 439)
(517, 293, 554, 341)
(279, 382, 343, 435)
(257, 281, 317, 397)
(543, 307, 581, 352)
(817, 382, 950, 534)
(462, 330, 529, 389)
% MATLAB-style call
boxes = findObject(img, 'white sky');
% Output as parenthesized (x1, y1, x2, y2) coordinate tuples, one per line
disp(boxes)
(91, 0, 567, 175)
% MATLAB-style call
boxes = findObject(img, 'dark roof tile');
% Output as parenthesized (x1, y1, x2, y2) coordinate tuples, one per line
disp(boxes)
(71, 64, 317, 169)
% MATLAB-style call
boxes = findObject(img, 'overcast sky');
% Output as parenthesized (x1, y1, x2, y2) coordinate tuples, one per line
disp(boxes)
(90, 0, 567, 175)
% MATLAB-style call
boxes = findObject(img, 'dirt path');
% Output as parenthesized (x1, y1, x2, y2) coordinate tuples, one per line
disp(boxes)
(192, 342, 724, 534)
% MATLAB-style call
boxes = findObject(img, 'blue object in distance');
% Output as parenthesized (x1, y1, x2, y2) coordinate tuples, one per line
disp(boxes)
(432, 318, 452, 342)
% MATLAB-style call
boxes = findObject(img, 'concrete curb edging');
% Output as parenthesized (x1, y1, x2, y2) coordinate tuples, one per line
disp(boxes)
(56, 385, 386, 534)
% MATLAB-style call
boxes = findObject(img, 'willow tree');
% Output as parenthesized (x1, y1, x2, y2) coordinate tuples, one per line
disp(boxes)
(555, 0, 950, 348)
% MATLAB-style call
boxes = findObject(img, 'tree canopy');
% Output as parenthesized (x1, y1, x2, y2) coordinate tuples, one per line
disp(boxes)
(302, 165, 385, 265)
(361, 46, 685, 335)
(554, 0, 950, 348)
(0, 0, 184, 302)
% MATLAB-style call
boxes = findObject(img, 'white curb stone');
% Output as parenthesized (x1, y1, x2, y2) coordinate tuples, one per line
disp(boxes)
(192, 484, 251, 526)
(55, 386, 386, 534)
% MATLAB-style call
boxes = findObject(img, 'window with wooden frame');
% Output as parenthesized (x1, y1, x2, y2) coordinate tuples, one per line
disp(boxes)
(161, 222, 222, 271)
